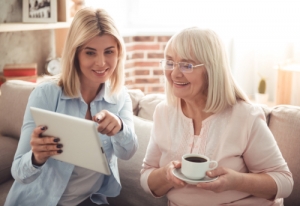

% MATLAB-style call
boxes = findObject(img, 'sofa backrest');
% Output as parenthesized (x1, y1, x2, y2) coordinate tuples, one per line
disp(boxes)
(268, 105, 300, 206)
(137, 93, 165, 121)
(0, 80, 145, 139)
(0, 80, 35, 140)
(1, 80, 298, 205)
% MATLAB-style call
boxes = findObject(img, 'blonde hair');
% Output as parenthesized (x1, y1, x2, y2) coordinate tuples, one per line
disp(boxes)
(58, 7, 126, 97)
(165, 27, 250, 113)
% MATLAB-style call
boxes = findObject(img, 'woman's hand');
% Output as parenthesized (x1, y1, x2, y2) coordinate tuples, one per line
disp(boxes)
(163, 161, 187, 189)
(30, 126, 63, 166)
(196, 167, 242, 193)
(148, 160, 186, 197)
(93, 110, 122, 136)
(197, 167, 277, 199)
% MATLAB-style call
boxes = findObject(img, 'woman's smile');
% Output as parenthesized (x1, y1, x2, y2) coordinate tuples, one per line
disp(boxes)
(92, 68, 109, 75)
(173, 81, 190, 86)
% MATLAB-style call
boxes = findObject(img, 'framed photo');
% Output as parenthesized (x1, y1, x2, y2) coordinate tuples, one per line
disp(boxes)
(23, 0, 57, 23)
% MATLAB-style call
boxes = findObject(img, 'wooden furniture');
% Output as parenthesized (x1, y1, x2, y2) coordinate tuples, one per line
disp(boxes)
(276, 64, 300, 106)
(0, 0, 72, 57)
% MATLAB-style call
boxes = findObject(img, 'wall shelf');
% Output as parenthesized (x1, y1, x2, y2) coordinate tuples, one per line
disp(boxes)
(0, 22, 71, 57)
(0, 22, 71, 33)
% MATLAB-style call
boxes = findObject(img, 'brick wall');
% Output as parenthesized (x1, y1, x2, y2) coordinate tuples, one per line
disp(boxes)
(124, 35, 171, 94)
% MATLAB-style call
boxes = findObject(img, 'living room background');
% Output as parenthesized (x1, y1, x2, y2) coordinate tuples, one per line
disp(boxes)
(0, 0, 299, 105)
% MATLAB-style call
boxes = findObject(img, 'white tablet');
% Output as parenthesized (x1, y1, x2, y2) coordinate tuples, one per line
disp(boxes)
(30, 107, 111, 175)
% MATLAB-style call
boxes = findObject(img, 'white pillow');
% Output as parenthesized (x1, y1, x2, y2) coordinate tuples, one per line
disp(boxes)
(138, 94, 165, 121)
(127, 89, 145, 116)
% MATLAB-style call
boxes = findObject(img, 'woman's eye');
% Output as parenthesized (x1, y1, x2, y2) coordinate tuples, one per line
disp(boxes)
(105, 50, 113, 54)
(181, 63, 191, 69)
(166, 61, 174, 66)
(86, 51, 95, 56)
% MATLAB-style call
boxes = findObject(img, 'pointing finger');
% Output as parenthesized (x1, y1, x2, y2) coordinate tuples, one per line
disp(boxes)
(96, 112, 105, 122)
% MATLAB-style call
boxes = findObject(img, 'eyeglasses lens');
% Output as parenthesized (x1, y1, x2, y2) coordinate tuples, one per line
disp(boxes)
(179, 63, 193, 72)
(164, 60, 173, 70)
(161, 60, 193, 73)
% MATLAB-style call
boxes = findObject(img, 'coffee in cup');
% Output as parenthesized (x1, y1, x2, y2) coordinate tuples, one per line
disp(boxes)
(181, 154, 218, 180)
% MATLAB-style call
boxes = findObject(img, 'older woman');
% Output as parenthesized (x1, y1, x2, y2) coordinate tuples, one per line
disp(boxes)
(140, 27, 293, 206)
(5, 7, 138, 206)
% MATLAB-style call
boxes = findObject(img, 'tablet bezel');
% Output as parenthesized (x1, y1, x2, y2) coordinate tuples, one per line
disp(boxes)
(30, 107, 111, 175)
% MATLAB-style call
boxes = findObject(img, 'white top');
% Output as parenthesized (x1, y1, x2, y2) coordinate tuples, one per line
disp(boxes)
(140, 100, 293, 206)
(58, 166, 104, 206)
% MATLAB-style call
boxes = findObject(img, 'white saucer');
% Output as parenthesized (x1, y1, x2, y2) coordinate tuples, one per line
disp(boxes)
(172, 168, 218, 185)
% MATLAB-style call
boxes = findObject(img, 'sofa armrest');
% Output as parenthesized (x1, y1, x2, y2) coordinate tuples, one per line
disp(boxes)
(268, 105, 300, 206)
(0, 136, 18, 184)
(0, 80, 36, 140)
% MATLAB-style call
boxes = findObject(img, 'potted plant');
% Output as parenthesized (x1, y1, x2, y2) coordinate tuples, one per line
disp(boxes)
(255, 75, 268, 104)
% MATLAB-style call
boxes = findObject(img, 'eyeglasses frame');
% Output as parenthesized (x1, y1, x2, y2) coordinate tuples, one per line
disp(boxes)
(159, 59, 204, 73)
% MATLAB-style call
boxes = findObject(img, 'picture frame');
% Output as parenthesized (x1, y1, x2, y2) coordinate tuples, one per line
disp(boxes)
(23, 0, 57, 23)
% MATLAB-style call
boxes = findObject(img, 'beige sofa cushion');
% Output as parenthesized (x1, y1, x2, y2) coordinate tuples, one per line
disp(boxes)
(0, 136, 18, 184)
(268, 105, 300, 206)
(108, 116, 167, 205)
(127, 89, 145, 116)
(0, 80, 36, 140)
(138, 94, 165, 121)
(0, 179, 14, 206)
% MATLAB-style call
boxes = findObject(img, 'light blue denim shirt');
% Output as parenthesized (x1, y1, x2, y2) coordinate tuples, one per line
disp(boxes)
(4, 81, 138, 206)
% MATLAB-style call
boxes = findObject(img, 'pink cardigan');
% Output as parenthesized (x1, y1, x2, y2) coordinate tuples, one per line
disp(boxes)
(140, 100, 293, 206)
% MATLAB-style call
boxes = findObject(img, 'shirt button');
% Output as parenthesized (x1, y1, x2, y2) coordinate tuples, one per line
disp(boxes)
(104, 141, 107, 144)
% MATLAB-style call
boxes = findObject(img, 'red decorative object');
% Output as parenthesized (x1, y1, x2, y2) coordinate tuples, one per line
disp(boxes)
(3, 63, 38, 83)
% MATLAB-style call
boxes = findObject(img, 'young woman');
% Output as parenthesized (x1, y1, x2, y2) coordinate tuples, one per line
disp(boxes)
(140, 27, 293, 206)
(5, 7, 138, 206)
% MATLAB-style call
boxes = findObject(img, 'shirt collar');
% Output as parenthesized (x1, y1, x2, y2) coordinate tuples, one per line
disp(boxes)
(61, 82, 117, 104)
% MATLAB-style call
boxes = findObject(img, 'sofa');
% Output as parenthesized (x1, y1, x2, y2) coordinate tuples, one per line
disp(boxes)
(0, 80, 299, 206)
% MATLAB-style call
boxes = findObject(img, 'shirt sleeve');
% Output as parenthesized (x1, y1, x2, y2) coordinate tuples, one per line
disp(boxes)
(243, 105, 294, 199)
(111, 89, 138, 160)
(11, 85, 53, 184)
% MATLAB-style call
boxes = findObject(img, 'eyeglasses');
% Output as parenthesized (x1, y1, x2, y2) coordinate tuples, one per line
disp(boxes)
(160, 59, 204, 73)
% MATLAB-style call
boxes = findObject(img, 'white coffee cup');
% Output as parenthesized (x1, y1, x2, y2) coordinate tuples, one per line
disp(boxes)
(181, 154, 218, 180)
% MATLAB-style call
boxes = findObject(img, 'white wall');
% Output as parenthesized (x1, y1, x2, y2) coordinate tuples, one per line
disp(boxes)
(86, 0, 300, 101)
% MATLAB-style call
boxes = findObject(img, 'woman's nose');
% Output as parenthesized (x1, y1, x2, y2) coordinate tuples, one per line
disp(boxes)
(96, 55, 105, 67)
(171, 64, 183, 77)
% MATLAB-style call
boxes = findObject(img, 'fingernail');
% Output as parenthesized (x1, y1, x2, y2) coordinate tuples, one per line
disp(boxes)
(208, 171, 212, 176)
(53, 138, 60, 142)
(56, 144, 63, 148)
(57, 150, 63, 153)
(96, 115, 101, 121)
(41, 126, 47, 130)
